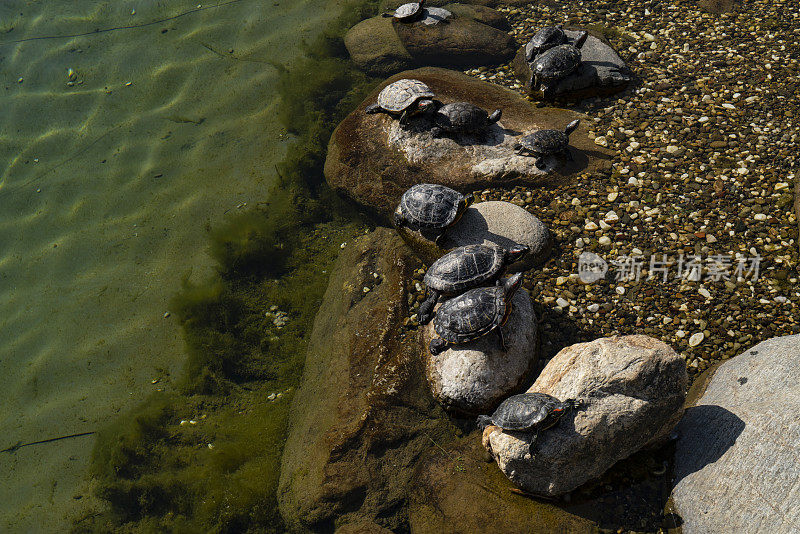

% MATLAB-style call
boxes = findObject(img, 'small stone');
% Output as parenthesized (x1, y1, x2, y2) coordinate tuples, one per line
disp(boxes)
(599, 236, 612, 246)
(608, 192, 619, 202)
(688, 332, 704, 347)
(585, 221, 599, 231)
(698, 288, 711, 299)
(587, 303, 600, 313)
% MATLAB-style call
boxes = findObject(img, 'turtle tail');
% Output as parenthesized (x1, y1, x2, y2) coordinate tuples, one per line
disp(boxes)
(488, 109, 502, 124)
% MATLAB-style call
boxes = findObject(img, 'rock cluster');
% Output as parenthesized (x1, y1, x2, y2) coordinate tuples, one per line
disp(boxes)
(325, 67, 609, 220)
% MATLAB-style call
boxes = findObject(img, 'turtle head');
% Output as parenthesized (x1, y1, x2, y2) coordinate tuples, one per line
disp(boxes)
(503, 272, 524, 298)
(429, 338, 448, 356)
(505, 244, 530, 264)
(417, 98, 436, 115)
(461, 193, 475, 211)
(564, 119, 581, 137)
(564, 398, 582, 411)
(574, 31, 589, 49)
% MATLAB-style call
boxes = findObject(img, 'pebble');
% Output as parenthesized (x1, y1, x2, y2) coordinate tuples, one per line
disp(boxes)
(599, 236, 612, 246)
(688, 332, 705, 347)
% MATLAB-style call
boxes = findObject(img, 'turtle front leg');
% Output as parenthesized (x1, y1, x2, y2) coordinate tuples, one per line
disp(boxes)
(498, 326, 508, 352)
(564, 148, 574, 162)
(528, 431, 539, 458)
(399, 109, 410, 125)
(417, 289, 440, 325)
(535, 156, 548, 171)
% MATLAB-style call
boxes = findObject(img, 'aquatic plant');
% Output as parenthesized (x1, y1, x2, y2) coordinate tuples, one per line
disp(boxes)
(75, 1, 382, 531)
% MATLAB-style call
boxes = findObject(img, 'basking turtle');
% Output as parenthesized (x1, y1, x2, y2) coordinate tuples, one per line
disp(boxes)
(429, 272, 523, 355)
(418, 243, 529, 325)
(394, 184, 473, 245)
(430, 102, 502, 139)
(382, 0, 427, 23)
(477, 392, 580, 455)
(515, 119, 580, 170)
(365, 79, 436, 124)
(531, 31, 588, 97)
(525, 25, 568, 61)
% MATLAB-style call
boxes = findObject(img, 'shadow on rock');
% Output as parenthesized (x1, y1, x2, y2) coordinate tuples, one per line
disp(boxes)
(672, 404, 745, 486)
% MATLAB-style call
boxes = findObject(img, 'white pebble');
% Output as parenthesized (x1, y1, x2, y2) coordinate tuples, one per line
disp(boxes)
(615, 286, 625, 295)
(688, 332, 704, 347)
(587, 303, 600, 313)
(607, 192, 618, 202)
(599, 236, 612, 246)
(698, 287, 711, 299)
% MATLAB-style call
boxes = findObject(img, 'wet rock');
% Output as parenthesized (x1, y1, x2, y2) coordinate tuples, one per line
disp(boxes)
(381, 0, 532, 10)
(671, 335, 800, 534)
(278, 228, 452, 531)
(345, 7, 515, 76)
(422, 290, 538, 414)
(325, 67, 609, 219)
(407, 438, 598, 533)
(512, 29, 633, 101)
(398, 201, 551, 270)
(484, 335, 687, 497)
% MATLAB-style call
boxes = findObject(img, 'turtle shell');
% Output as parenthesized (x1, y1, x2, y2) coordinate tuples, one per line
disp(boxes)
(533, 43, 582, 82)
(432, 285, 505, 343)
(399, 183, 465, 229)
(433, 102, 489, 134)
(377, 79, 435, 113)
(424, 244, 504, 293)
(518, 129, 568, 156)
(488, 392, 563, 431)
(525, 26, 567, 59)
(394, 2, 422, 20)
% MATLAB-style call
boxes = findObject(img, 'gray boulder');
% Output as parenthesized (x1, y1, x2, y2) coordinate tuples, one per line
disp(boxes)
(512, 29, 632, 101)
(423, 290, 538, 414)
(484, 335, 687, 497)
(398, 200, 552, 269)
(345, 7, 515, 76)
(671, 335, 800, 533)
(325, 67, 610, 220)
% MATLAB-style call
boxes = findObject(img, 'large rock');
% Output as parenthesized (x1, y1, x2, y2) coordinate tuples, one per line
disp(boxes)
(512, 29, 633, 101)
(345, 7, 515, 76)
(325, 67, 610, 220)
(423, 290, 538, 414)
(398, 201, 552, 270)
(278, 228, 454, 531)
(671, 335, 800, 533)
(484, 335, 687, 497)
(382, 0, 532, 9)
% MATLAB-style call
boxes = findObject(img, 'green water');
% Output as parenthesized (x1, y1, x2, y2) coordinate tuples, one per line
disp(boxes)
(0, 0, 376, 531)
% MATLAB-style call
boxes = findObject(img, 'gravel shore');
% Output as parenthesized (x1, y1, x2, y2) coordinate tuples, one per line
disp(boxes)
(410, 0, 799, 379)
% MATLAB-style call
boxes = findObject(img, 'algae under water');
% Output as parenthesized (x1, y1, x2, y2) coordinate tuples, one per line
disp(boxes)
(69, 1, 384, 532)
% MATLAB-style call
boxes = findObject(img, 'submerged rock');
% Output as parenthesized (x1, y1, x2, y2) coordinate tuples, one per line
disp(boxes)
(512, 29, 633, 101)
(325, 67, 609, 220)
(278, 228, 452, 531)
(407, 438, 598, 532)
(423, 290, 538, 414)
(484, 335, 687, 497)
(345, 7, 515, 76)
(671, 335, 800, 533)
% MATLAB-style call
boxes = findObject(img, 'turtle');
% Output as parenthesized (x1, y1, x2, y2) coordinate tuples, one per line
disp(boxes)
(515, 119, 580, 170)
(477, 392, 580, 455)
(365, 79, 436, 124)
(382, 0, 427, 23)
(430, 102, 502, 139)
(530, 30, 588, 98)
(428, 272, 523, 355)
(417, 243, 529, 325)
(525, 25, 568, 62)
(394, 183, 474, 245)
